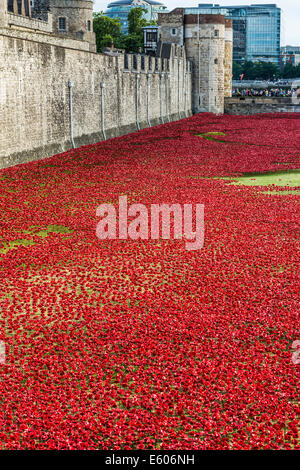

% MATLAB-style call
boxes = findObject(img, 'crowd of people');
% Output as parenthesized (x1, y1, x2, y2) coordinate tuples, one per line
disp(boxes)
(232, 88, 293, 97)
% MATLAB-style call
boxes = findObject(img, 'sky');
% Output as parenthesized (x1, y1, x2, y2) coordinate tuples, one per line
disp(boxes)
(93, 0, 300, 45)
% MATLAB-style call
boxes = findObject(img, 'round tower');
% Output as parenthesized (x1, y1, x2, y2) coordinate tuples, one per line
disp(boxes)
(50, 0, 96, 51)
(184, 14, 226, 114)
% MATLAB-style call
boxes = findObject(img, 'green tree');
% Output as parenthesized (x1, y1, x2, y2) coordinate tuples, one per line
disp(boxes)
(122, 34, 143, 53)
(233, 61, 280, 81)
(93, 8, 158, 54)
(281, 63, 300, 79)
(124, 7, 148, 53)
(254, 62, 279, 80)
(93, 12, 124, 52)
(101, 34, 114, 48)
(232, 61, 243, 80)
(128, 7, 148, 35)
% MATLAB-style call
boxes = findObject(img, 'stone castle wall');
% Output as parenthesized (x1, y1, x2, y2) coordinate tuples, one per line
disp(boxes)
(0, 28, 192, 169)
(224, 96, 300, 115)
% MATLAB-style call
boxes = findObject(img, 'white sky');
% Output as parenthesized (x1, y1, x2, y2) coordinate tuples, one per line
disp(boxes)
(93, 0, 300, 46)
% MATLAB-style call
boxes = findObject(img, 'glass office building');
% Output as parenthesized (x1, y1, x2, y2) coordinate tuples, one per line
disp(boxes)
(186, 4, 281, 65)
(105, 0, 167, 34)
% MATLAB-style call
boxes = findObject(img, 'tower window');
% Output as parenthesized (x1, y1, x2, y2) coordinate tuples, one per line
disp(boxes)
(214, 58, 218, 64)
(59, 17, 67, 32)
(215, 30, 219, 38)
(171, 28, 177, 36)
(87, 20, 91, 32)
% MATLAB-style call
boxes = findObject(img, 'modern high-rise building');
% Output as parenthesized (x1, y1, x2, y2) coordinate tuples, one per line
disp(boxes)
(105, 0, 168, 34)
(187, 4, 281, 65)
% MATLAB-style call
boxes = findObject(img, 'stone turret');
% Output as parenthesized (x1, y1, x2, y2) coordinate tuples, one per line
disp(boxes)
(49, 0, 96, 51)
(158, 9, 231, 114)
(184, 14, 227, 114)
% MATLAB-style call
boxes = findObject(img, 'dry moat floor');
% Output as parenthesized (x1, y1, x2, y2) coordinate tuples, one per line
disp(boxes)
(0, 112, 299, 449)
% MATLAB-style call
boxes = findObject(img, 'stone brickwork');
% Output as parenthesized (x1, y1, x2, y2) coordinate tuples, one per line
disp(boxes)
(0, 28, 192, 168)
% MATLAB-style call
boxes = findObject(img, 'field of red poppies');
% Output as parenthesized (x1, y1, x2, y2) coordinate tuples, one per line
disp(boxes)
(0, 112, 299, 450)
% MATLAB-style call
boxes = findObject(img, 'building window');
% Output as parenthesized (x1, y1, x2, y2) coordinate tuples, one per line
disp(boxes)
(215, 30, 219, 38)
(146, 32, 157, 42)
(59, 17, 67, 32)
(214, 58, 218, 64)
(87, 20, 91, 32)
(171, 28, 177, 36)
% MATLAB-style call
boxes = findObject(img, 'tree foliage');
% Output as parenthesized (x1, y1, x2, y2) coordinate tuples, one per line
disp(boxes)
(233, 60, 300, 81)
(93, 12, 123, 52)
(280, 63, 300, 79)
(128, 7, 148, 35)
(233, 61, 279, 80)
(93, 8, 156, 53)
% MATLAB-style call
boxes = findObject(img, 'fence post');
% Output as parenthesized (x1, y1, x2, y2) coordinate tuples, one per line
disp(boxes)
(160, 72, 165, 124)
(147, 73, 151, 128)
(68, 81, 75, 149)
(136, 73, 140, 131)
(166, 72, 170, 122)
(100, 82, 106, 141)
(178, 60, 181, 119)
